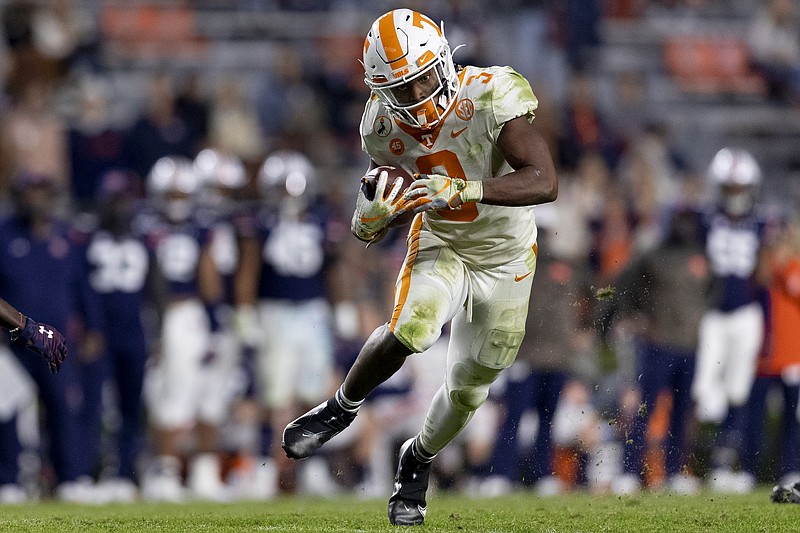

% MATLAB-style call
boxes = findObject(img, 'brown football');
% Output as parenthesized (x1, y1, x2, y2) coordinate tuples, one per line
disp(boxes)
(360, 165, 417, 227)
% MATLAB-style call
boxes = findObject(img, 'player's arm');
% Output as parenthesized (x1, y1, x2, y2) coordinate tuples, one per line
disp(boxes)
(484, 116, 558, 206)
(405, 116, 558, 211)
(0, 296, 68, 373)
(0, 297, 24, 331)
(233, 232, 263, 346)
(198, 241, 224, 331)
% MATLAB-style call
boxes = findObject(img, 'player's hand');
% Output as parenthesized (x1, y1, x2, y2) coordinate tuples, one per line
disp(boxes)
(403, 174, 483, 213)
(11, 316, 68, 374)
(351, 169, 410, 241)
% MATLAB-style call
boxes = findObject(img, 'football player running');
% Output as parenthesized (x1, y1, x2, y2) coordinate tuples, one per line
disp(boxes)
(282, 9, 557, 526)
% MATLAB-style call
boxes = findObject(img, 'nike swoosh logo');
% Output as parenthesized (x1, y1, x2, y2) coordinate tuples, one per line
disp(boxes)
(450, 127, 468, 138)
(515, 271, 532, 282)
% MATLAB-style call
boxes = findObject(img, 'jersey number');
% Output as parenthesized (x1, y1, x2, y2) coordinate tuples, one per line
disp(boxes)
(416, 150, 479, 222)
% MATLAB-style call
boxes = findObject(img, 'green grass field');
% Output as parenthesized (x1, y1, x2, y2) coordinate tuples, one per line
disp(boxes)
(1, 490, 798, 533)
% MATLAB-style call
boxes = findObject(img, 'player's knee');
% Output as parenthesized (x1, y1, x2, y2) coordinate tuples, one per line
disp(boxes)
(392, 318, 442, 353)
(447, 361, 503, 412)
(449, 386, 489, 412)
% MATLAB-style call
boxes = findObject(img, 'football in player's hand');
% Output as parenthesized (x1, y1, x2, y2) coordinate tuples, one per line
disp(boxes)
(360, 165, 416, 227)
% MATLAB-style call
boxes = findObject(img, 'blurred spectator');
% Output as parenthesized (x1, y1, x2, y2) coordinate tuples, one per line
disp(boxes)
(207, 79, 265, 165)
(174, 72, 210, 155)
(743, 217, 800, 487)
(256, 46, 325, 153)
(67, 79, 126, 210)
(0, 171, 104, 502)
(551, 0, 602, 72)
(596, 207, 709, 495)
(0, 80, 70, 198)
(558, 73, 622, 171)
(747, 0, 800, 105)
(122, 73, 196, 180)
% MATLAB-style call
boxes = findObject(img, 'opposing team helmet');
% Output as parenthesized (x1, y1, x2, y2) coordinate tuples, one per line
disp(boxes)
(147, 155, 200, 222)
(193, 148, 247, 191)
(258, 150, 317, 201)
(708, 148, 762, 216)
(363, 9, 460, 130)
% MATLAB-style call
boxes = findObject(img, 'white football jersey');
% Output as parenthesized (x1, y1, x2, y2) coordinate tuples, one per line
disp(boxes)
(360, 65, 540, 267)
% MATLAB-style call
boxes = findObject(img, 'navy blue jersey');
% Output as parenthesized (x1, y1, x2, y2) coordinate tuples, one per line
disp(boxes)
(135, 211, 213, 298)
(0, 216, 102, 333)
(85, 228, 150, 341)
(701, 209, 766, 312)
(240, 201, 335, 302)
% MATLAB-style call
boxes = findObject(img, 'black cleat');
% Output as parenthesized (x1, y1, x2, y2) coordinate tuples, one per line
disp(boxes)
(771, 482, 800, 504)
(282, 397, 357, 460)
(388, 438, 432, 526)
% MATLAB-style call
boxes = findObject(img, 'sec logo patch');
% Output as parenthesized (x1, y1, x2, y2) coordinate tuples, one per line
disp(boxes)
(455, 98, 474, 121)
(389, 138, 405, 155)
(374, 115, 392, 137)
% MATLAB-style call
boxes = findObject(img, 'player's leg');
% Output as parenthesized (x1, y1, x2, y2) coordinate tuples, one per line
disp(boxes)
(665, 351, 696, 481)
(720, 303, 764, 490)
(723, 303, 764, 408)
(691, 311, 729, 423)
(142, 300, 209, 502)
(283, 227, 462, 461)
(390, 250, 534, 526)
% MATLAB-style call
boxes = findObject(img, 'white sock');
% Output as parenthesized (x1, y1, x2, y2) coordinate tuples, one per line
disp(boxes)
(335, 387, 363, 413)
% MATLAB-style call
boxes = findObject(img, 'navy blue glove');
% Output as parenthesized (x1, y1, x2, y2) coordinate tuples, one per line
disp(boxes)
(11, 316, 68, 374)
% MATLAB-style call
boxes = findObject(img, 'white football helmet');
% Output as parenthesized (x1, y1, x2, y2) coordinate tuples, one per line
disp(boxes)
(193, 148, 247, 215)
(258, 150, 316, 200)
(708, 147, 762, 217)
(363, 9, 460, 129)
(147, 155, 200, 222)
(193, 148, 247, 190)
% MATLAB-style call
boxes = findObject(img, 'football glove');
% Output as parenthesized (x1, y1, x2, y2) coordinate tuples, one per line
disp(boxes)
(11, 316, 68, 374)
(403, 174, 483, 213)
(351, 170, 410, 242)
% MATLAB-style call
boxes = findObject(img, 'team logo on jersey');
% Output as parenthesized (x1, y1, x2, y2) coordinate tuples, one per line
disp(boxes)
(455, 98, 475, 121)
(389, 138, 405, 155)
(374, 115, 392, 137)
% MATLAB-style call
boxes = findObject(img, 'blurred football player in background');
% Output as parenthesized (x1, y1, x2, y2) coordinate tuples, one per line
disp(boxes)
(0, 171, 104, 503)
(691, 148, 770, 493)
(138, 156, 227, 502)
(192, 148, 259, 499)
(81, 170, 151, 502)
(236, 150, 339, 494)
(282, 9, 557, 525)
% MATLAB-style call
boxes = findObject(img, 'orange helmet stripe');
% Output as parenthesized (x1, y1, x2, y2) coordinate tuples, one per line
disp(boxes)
(378, 11, 408, 68)
(412, 12, 441, 36)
